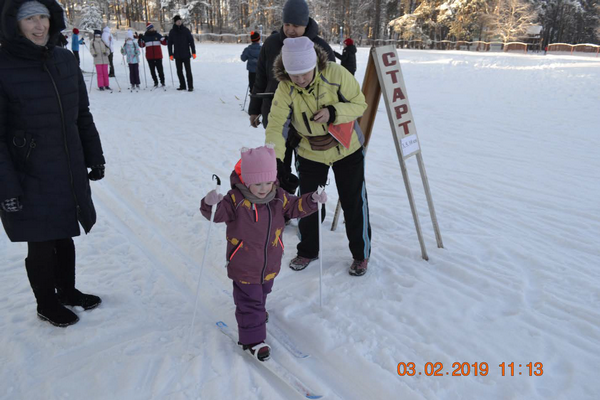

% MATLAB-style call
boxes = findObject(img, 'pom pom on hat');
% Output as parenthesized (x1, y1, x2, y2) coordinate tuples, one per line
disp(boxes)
(282, 0, 309, 27)
(146, 22, 154, 31)
(344, 38, 354, 46)
(281, 37, 316, 75)
(250, 31, 260, 42)
(240, 145, 277, 187)
(73, 28, 79, 35)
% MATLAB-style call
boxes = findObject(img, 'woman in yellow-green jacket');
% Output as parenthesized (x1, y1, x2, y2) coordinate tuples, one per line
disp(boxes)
(265, 37, 371, 276)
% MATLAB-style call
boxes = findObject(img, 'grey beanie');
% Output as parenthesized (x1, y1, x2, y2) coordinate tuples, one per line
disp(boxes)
(16, 1, 50, 21)
(282, 0, 309, 26)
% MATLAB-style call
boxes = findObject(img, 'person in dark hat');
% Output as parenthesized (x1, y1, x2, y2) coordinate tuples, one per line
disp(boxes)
(334, 37, 357, 75)
(247, 0, 335, 195)
(168, 15, 196, 91)
(240, 31, 261, 91)
(0, 0, 105, 327)
(139, 22, 167, 87)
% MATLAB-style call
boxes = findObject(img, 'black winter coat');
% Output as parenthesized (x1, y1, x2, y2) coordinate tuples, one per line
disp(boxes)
(0, 0, 105, 242)
(334, 44, 357, 75)
(248, 18, 336, 127)
(168, 24, 196, 59)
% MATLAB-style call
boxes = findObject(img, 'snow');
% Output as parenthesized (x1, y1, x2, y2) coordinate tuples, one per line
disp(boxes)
(2, 41, 600, 400)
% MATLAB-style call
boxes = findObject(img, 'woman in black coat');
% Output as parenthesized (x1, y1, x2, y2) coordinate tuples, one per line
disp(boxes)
(0, 0, 106, 327)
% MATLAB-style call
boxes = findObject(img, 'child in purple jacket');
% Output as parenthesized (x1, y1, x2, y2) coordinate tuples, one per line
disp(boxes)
(200, 145, 327, 361)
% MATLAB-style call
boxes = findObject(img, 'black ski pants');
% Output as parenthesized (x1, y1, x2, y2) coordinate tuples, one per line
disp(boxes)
(147, 59, 165, 85)
(296, 148, 371, 261)
(175, 58, 193, 89)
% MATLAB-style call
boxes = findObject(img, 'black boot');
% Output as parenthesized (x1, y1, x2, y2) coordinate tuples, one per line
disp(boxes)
(54, 239, 102, 311)
(25, 257, 78, 327)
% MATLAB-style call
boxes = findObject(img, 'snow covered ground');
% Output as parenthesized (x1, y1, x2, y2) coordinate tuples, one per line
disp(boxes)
(1, 40, 600, 400)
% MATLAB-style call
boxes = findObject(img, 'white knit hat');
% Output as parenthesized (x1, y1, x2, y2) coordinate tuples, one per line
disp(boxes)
(281, 37, 317, 75)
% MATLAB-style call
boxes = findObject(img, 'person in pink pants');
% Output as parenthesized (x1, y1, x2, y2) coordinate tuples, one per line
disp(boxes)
(90, 29, 111, 90)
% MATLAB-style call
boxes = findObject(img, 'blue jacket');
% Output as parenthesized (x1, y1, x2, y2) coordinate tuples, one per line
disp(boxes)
(71, 33, 83, 51)
(241, 42, 261, 72)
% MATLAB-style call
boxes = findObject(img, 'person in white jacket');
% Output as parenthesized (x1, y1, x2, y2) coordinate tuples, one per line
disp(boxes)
(102, 26, 115, 77)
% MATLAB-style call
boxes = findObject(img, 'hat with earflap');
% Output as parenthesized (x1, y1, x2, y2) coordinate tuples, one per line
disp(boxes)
(240, 145, 277, 187)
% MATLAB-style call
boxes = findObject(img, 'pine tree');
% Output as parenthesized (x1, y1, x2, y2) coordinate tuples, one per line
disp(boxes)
(79, 1, 104, 32)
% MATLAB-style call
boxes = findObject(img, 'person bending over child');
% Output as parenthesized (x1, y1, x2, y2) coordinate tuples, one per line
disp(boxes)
(199, 145, 327, 361)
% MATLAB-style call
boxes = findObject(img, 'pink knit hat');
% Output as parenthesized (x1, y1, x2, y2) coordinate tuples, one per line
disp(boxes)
(282, 37, 317, 75)
(241, 145, 277, 186)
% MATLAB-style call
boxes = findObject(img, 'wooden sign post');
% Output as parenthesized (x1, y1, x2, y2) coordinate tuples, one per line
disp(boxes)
(331, 45, 443, 261)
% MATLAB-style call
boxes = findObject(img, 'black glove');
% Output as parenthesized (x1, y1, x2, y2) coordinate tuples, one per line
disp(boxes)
(88, 164, 105, 181)
(277, 159, 299, 195)
(1, 197, 22, 212)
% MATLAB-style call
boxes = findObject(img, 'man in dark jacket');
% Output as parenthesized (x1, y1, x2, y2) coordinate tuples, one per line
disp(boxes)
(168, 15, 196, 92)
(140, 22, 167, 87)
(248, 0, 335, 194)
(334, 37, 357, 75)
(0, 0, 105, 327)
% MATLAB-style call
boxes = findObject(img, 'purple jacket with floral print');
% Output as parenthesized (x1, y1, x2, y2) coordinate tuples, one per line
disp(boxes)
(200, 170, 318, 284)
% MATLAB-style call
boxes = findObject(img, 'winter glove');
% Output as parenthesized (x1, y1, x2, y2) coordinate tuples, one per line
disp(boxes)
(192, 54, 196, 59)
(170, 55, 174, 61)
(88, 165, 105, 181)
(1, 197, 22, 212)
(204, 190, 223, 206)
(311, 190, 328, 204)
(276, 159, 299, 195)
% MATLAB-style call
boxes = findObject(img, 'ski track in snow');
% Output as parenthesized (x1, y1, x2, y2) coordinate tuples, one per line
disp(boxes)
(2, 42, 600, 400)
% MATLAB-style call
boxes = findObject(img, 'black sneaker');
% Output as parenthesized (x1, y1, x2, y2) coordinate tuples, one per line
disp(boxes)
(241, 342, 271, 361)
(58, 289, 102, 310)
(188, 88, 194, 92)
(37, 302, 79, 327)
(349, 259, 368, 276)
(289, 256, 318, 271)
(177, 87, 186, 91)
(98, 87, 105, 91)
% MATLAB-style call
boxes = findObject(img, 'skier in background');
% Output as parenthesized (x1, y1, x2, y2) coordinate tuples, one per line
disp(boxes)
(241, 31, 261, 92)
(334, 37, 357, 75)
(121, 30, 141, 90)
(71, 27, 84, 66)
(139, 22, 167, 88)
(199, 145, 325, 361)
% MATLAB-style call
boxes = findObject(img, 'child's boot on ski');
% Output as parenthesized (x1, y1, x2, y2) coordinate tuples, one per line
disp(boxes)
(241, 342, 271, 361)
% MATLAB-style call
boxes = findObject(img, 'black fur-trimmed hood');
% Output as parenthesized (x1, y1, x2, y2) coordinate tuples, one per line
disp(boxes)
(0, 0, 65, 57)
(273, 44, 330, 83)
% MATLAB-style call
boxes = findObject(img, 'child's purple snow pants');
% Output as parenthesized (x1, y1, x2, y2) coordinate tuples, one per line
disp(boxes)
(128, 63, 140, 85)
(232, 279, 274, 345)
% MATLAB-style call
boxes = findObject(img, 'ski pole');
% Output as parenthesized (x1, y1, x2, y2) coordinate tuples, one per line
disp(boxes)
(122, 54, 129, 86)
(186, 174, 222, 351)
(89, 61, 95, 92)
(168, 57, 175, 86)
(112, 71, 122, 92)
(316, 185, 325, 309)
(141, 47, 148, 88)
(242, 85, 249, 111)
